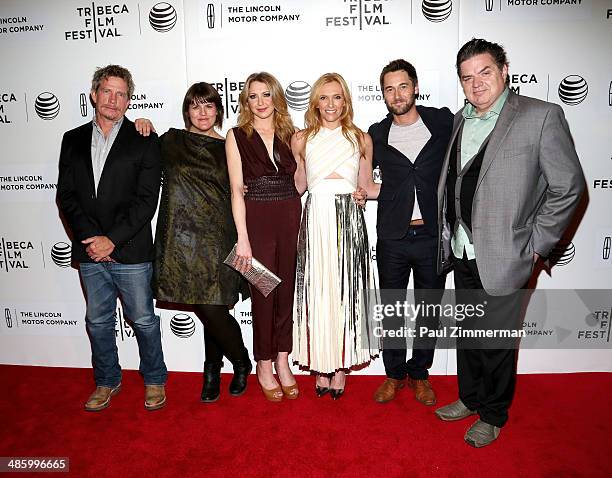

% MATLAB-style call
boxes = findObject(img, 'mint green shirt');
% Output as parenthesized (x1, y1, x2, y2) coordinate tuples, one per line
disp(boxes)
(452, 88, 510, 260)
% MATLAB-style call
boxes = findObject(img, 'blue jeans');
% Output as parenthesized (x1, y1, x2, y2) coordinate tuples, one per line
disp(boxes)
(79, 262, 167, 387)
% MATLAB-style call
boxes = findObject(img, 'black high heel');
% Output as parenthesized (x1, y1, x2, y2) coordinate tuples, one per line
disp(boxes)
(330, 388, 344, 400)
(330, 371, 346, 400)
(315, 374, 330, 398)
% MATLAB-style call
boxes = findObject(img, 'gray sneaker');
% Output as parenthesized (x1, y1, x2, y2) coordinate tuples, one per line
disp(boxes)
(435, 399, 477, 421)
(464, 419, 501, 448)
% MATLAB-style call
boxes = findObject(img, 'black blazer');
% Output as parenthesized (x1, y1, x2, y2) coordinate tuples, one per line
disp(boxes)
(57, 118, 161, 264)
(368, 105, 453, 239)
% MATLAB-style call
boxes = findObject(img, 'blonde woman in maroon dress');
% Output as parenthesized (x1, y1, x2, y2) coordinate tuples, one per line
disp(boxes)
(226, 72, 305, 401)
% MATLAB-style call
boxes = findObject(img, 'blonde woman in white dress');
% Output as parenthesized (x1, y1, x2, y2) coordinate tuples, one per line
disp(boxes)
(292, 73, 380, 399)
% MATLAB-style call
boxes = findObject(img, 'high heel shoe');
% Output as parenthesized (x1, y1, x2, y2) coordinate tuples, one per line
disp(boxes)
(315, 385, 330, 398)
(281, 383, 299, 400)
(315, 374, 330, 397)
(330, 388, 344, 400)
(260, 384, 283, 402)
(274, 359, 299, 399)
(256, 364, 283, 402)
(330, 372, 345, 400)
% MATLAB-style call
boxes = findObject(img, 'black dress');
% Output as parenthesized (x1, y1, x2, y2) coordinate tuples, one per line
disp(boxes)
(153, 128, 247, 305)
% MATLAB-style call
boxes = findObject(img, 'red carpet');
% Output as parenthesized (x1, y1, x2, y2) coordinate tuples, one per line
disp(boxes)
(0, 365, 609, 477)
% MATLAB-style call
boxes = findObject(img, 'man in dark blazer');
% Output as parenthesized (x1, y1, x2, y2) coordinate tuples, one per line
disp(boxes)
(368, 59, 453, 406)
(435, 39, 585, 447)
(57, 65, 167, 412)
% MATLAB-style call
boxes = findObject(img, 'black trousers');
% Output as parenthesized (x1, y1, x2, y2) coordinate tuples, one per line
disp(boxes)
(453, 257, 523, 428)
(377, 226, 446, 380)
(194, 305, 249, 366)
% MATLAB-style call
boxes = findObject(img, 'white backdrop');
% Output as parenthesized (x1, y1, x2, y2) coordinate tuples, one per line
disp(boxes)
(1, 0, 611, 375)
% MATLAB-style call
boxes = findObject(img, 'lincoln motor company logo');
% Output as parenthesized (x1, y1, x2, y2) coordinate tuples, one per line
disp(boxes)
(207, 3, 215, 28)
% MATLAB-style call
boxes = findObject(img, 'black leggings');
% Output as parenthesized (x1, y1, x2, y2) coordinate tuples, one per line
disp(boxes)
(194, 304, 248, 365)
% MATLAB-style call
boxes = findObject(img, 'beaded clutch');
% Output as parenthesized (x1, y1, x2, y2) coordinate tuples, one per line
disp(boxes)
(223, 245, 282, 297)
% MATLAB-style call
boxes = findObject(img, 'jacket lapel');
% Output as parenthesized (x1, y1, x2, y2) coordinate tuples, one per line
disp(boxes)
(437, 113, 464, 209)
(476, 92, 519, 192)
(80, 122, 96, 193)
(97, 117, 130, 191)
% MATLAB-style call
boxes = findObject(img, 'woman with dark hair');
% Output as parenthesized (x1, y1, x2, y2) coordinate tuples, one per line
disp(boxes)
(151, 82, 251, 403)
(226, 72, 304, 402)
(292, 73, 379, 399)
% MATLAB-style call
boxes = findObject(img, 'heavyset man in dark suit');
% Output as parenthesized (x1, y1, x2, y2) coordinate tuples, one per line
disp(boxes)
(435, 39, 585, 447)
(57, 65, 167, 412)
(368, 60, 453, 406)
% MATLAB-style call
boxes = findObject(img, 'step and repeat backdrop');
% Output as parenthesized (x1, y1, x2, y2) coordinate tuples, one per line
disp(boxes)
(1, 0, 611, 374)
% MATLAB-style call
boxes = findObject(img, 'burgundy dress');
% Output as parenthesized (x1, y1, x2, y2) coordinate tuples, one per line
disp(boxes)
(233, 127, 302, 361)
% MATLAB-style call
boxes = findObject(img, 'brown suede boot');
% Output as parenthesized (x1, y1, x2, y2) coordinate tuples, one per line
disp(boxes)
(373, 378, 406, 403)
(144, 384, 166, 411)
(84, 383, 121, 412)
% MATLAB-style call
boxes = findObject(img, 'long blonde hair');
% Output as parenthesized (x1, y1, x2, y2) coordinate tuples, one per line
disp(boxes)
(236, 72, 295, 147)
(302, 73, 365, 157)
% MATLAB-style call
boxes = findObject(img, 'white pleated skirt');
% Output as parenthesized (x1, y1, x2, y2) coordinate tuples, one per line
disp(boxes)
(292, 178, 379, 373)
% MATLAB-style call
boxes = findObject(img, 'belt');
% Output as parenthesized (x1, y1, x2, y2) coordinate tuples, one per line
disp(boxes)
(409, 219, 425, 226)
(244, 175, 299, 201)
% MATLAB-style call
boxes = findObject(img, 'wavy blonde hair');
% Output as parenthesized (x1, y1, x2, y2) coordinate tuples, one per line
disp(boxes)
(236, 72, 295, 146)
(302, 72, 364, 157)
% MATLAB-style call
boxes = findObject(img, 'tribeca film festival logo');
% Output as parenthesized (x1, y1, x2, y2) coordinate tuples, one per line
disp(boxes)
(0, 16, 45, 36)
(114, 304, 136, 341)
(149, 2, 177, 32)
(51, 242, 71, 268)
(558, 75, 588, 106)
(422, 0, 452, 22)
(580, 308, 612, 343)
(212, 78, 245, 119)
(205, 2, 301, 28)
(0, 92, 18, 124)
(0, 238, 37, 273)
(285, 81, 311, 111)
(64, 3, 130, 42)
(170, 313, 196, 338)
(325, 0, 391, 29)
(549, 240, 575, 266)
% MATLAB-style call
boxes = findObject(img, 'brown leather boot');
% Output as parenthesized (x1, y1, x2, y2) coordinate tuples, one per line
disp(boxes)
(144, 384, 166, 411)
(373, 378, 406, 403)
(408, 378, 436, 406)
(84, 383, 121, 412)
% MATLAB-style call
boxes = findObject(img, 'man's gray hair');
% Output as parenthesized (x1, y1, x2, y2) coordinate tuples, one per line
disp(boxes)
(91, 65, 135, 98)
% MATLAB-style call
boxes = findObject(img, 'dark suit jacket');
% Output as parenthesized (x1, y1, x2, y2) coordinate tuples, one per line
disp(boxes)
(368, 105, 453, 239)
(57, 118, 161, 264)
